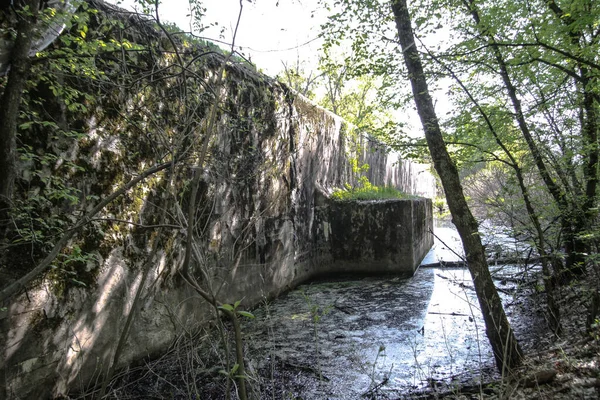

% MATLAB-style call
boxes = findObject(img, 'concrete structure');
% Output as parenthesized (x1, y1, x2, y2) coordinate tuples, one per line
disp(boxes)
(0, 2, 435, 398)
(327, 199, 433, 275)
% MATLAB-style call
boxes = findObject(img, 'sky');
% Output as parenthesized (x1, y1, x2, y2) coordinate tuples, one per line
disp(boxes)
(107, 0, 326, 77)
(104, 0, 451, 135)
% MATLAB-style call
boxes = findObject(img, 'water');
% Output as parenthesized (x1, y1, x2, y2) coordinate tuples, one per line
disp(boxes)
(239, 228, 506, 399)
(237, 223, 540, 399)
(242, 268, 506, 399)
(110, 224, 539, 399)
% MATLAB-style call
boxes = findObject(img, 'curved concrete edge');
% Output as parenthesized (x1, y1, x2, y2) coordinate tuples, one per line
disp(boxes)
(289, 197, 434, 287)
(0, 3, 435, 394)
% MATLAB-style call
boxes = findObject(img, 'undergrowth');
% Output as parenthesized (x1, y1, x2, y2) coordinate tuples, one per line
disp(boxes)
(331, 183, 413, 202)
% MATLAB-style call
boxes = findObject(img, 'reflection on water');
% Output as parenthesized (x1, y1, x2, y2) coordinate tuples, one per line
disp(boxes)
(242, 266, 501, 399)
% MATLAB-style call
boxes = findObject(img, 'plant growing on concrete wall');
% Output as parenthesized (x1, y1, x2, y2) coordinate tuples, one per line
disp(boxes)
(349, 157, 371, 189)
(332, 184, 411, 202)
(332, 159, 412, 201)
(0, 0, 156, 299)
(94, 1, 259, 398)
(0, 0, 271, 398)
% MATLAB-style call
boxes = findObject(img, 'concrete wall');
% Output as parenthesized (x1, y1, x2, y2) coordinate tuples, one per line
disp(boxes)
(0, 2, 435, 398)
(298, 197, 433, 281)
(327, 198, 433, 275)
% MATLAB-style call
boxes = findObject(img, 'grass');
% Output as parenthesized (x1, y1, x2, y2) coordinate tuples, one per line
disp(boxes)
(331, 184, 413, 202)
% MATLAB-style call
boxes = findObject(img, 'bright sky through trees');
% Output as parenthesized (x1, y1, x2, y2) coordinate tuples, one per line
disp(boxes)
(105, 0, 453, 135)
(107, 0, 325, 76)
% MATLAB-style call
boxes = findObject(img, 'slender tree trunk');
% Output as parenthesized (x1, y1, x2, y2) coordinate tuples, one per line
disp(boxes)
(547, 0, 599, 212)
(547, 0, 599, 277)
(0, 0, 40, 209)
(391, 0, 523, 371)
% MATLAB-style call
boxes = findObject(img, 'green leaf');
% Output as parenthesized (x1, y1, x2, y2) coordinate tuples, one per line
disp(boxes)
(70, 279, 87, 287)
(218, 304, 234, 312)
(230, 363, 239, 374)
(237, 311, 255, 319)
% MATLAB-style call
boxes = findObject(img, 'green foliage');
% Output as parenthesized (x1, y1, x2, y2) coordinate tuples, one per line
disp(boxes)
(2, 0, 203, 287)
(276, 59, 319, 99)
(158, 20, 252, 67)
(362, 344, 392, 398)
(302, 291, 333, 324)
(433, 196, 448, 217)
(332, 158, 411, 201)
(219, 300, 255, 319)
(336, 167, 405, 200)
(350, 157, 368, 175)
(332, 183, 411, 202)
(318, 0, 412, 145)
(50, 245, 98, 287)
(1, 2, 116, 283)
(320, 0, 600, 274)
(301, 290, 332, 381)
(317, 54, 405, 144)
(219, 363, 242, 379)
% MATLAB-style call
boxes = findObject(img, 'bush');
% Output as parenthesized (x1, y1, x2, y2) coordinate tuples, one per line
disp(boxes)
(331, 184, 412, 201)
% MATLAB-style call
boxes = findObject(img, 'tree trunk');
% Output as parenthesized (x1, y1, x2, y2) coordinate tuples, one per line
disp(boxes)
(548, 0, 599, 277)
(0, 0, 40, 209)
(464, 0, 597, 280)
(390, 0, 523, 371)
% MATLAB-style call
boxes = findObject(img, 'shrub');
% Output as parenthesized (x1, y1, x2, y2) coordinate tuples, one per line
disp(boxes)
(331, 184, 412, 201)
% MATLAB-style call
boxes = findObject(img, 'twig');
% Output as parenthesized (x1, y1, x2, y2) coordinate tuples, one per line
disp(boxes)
(285, 361, 330, 381)
(428, 311, 472, 317)
(361, 376, 389, 398)
(89, 217, 181, 230)
(428, 228, 467, 263)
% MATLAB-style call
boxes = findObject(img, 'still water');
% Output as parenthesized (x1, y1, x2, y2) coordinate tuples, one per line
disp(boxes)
(238, 227, 527, 399)
(242, 266, 501, 399)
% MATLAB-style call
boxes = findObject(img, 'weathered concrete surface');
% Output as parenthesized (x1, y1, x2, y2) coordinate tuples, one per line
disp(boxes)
(97, 227, 545, 399)
(316, 198, 432, 277)
(0, 2, 435, 398)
